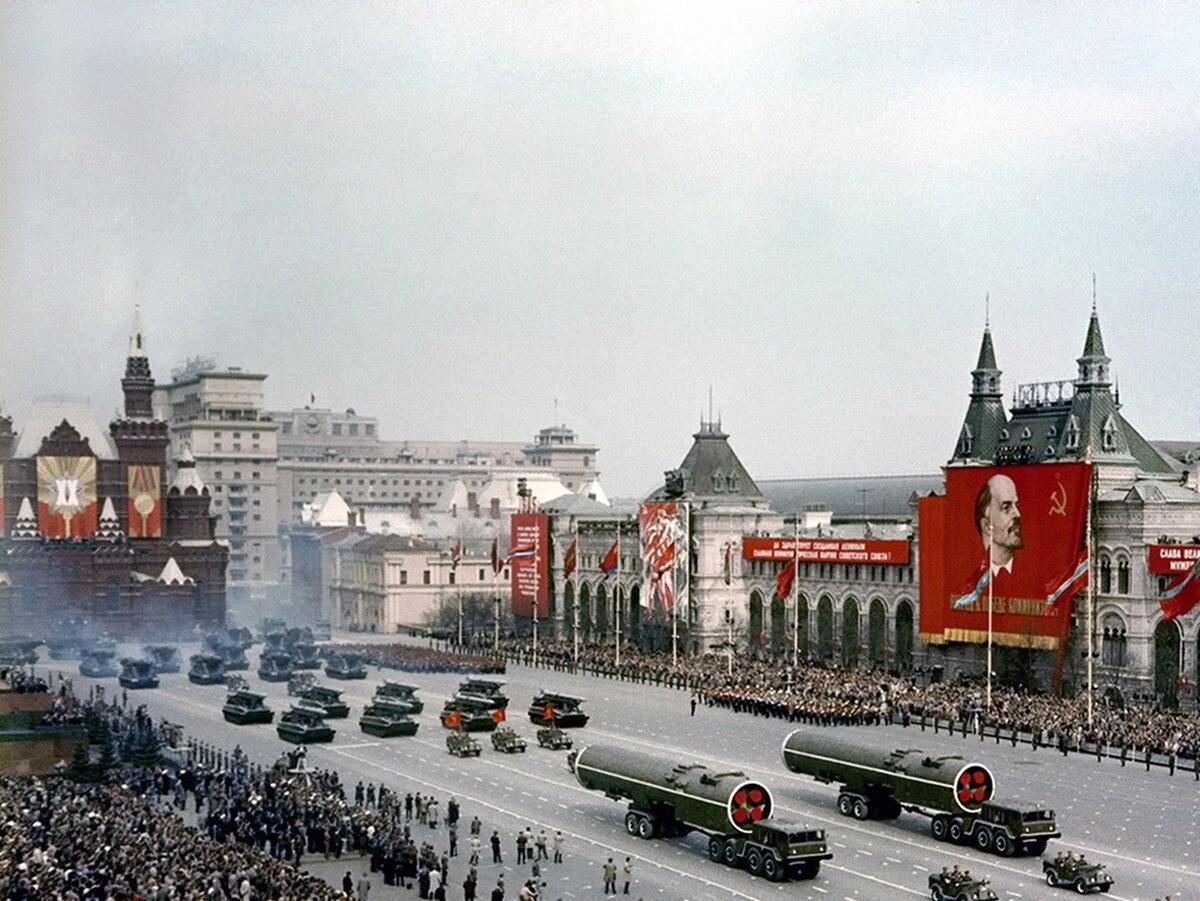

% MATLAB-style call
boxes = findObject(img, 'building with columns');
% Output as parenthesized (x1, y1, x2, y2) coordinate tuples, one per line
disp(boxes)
(0, 311, 227, 637)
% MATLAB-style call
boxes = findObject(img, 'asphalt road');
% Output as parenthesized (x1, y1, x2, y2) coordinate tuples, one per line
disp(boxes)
(49, 643, 1198, 901)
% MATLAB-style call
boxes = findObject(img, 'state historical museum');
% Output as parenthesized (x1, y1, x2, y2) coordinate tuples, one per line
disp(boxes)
(0, 311, 227, 637)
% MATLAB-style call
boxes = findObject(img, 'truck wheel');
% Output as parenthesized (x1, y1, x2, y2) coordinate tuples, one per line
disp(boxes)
(744, 848, 764, 875)
(837, 794, 853, 817)
(931, 815, 949, 841)
(707, 836, 724, 862)
(1045, 870, 1059, 886)
(624, 813, 639, 836)
(948, 820, 963, 843)
(993, 833, 1013, 856)
(762, 855, 782, 881)
(637, 816, 655, 840)
(929, 888, 942, 901)
(1029, 839, 1049, 855)
(852, 798, 870, 820)
(721, 838, 739, 867)
(974, 827, 993, 851)
(796, 861, 819, 880)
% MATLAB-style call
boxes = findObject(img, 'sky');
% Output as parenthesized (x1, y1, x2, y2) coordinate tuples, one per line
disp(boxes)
(2, 2, 1197, 498)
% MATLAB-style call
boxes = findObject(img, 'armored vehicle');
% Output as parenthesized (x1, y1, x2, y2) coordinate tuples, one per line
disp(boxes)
(446, 729, 482, 757)
(457, 678, 507, 709)
(223, 690, 275, 725)
(47, 638, 82, 660)
(325, 651, 369, 680)
(290, 642, 321, 670)
(80, 649, 119, 678)
(118, 658, 159, 689)
(188, 653, 226, 685)
(441, 694, 505, 731)
(1042, 853, 1113, 893)
(536, 724, 573, 750)
(143, 645, 181, 674)
(276, 705, 336, 744)
(225, 673, 250, 693)
(574, 743, 831, 880)
(258, 650, 294, 682)
(376, 680, 424, 713)
(0, 636, 40, 665)
(360, 699, 420, 738)
(781, 732, 1059, 856)
(203, 632, 249, 671)
(298, 685, 350, 718)
(928, 869, 998, 901)
(311, 620, 332, 641)
(527, 691, 588, 727)
(491, 726, 527, 753)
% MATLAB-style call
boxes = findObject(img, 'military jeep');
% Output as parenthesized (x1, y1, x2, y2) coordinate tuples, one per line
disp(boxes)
(491, 726, 527, 753)
(446, 730, 482, 757)
(928, 868, 998, 901)
(1042, 853, 1113, 894)
(536, 724, 573, 750)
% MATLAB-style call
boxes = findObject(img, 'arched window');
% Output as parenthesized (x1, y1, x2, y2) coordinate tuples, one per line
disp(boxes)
(1065, 416, 1081, 451)
(1117, 558, 1130, 595)
(1102, 415, 1118, 451)
(1101, 614, 1126, 668)
(1099, 556, 1112, 594)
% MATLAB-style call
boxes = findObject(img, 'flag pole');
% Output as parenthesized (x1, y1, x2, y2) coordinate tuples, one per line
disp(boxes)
(986, 522, 994, 715)
(572, 521, 580, 667)
(726, 540, 733, 678)
(456, 525, 464, 647)
(615, 525, 621, 668)
(791, 517, 800, 669)
(1086, 455, 1095, 729)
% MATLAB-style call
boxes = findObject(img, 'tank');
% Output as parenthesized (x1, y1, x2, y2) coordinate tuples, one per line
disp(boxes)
(781, 732, 1057, 856)
(188, 653, 226, 685)
(325, 651, 368, 680)
(258, 650, 294, 682)
(80, 649, 119, 678)
(223, 690, 275, 725)
(359, 699, 419, 738)
(574, 743, 830, 881)
(276, 705, 336, 744)
(143, 645, 181, 674)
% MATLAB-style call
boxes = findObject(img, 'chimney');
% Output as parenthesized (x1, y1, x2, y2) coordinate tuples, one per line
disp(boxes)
(467, 492, 477, 512)
(348, 510, 357, 529)
(490, 497, 500, 519)
(410, 496, 421, 520)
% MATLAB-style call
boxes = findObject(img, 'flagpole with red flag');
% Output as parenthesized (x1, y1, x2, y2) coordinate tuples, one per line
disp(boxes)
(614, 526, 622, 668)
(791, 517, 800, 669)
(571, 524, 580, 666)
(1085, 456, 1096, 728)
(491, 536, 501, 651)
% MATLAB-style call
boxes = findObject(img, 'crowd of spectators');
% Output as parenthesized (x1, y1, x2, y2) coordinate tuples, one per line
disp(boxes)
(0, 667, 50, 693)
(496, 638, 1200, 762)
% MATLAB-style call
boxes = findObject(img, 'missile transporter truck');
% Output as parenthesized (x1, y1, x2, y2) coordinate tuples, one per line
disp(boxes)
(573, 743, 831, 881)
(781, 732, 1059, 856)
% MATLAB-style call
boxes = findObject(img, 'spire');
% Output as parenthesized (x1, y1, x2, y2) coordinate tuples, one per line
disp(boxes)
(1076, 292, 1111, 389)
(953, 312, 1008, 463)
(128, 305, 147, 358)
(971, 310, 1001, 398)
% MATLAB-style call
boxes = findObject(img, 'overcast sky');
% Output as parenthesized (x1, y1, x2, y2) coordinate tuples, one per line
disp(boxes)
(2, 2, 1197, 498)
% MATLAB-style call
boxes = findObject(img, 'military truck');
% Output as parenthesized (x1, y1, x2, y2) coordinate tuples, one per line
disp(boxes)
(258, 650, 294, 682)
(574, 743, 831, 881)
(527, 691, 589, 727)
(446, 729, 482, 757)
(491, 726, 527, 753)
(928, 868, 998, 901)
(781, 732, 1059, 856)
(276, 705, 336, 744)
(536, 724, 573, 750)
(359, 699, 419, 738)
(1042, 853, 1113, 894)
(441, 694, 505, 731)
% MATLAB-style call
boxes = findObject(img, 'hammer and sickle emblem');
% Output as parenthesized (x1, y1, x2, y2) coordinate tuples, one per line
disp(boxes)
(1048, 478, 1068, 517)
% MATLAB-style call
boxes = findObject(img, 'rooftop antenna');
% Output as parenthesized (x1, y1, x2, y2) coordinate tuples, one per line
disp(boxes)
(1092, 272, 1097, 312)
(985, 292, 990, 328)
(554, 397, 559, 426)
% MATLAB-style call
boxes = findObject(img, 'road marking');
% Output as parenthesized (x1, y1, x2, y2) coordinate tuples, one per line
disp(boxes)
(336, 742, 381, 750)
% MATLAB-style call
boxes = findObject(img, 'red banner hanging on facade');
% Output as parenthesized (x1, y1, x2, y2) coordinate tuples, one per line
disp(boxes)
(919, 463, 1091, 650)
(1147, 544, 1200, 574)
(509, 512, 548, 617)
(37, 456, 99, 539)
(741, 536, 910, 564)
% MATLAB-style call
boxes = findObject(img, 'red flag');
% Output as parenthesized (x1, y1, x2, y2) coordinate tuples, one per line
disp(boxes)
(444, 709, 462, 729)
(490, 537, 502, 575)
(541, 703, 555, 723)
(491, 707, 506, 724)
(1161, 558, 1200, 622)
(599, 540, 619, 577)
(451, 541, 462, 569)
(775, 559, 796, 599)
(563, 539, 578, 579)
(1046, 551, 1088, 606)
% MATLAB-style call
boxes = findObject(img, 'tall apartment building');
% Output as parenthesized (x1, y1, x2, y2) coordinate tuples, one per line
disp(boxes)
(153, 362, 281, 617)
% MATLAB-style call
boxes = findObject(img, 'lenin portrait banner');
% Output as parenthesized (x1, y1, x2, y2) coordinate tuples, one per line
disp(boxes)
(37, 455, 99, 539)
(918, 463, 1091, 650)
(639, 502, 687, 612)
(509, 511, 548, 618)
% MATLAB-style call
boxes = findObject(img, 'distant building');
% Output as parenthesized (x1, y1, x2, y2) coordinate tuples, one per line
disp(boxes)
(1, 310, 227, 637)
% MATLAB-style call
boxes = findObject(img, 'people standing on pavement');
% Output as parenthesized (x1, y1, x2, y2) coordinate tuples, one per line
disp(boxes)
(463, 867, 478, 901)
(356, 868, 372, 901)
(469, 833, 481, 865)
(622, 857, 632, 894)
(491, 829, 503, 863)
(552, 830, 563, 864)
(603, 857, 617, 894)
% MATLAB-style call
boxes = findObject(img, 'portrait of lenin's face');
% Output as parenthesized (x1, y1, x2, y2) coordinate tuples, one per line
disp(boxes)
(975, 474, 1023, 566)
